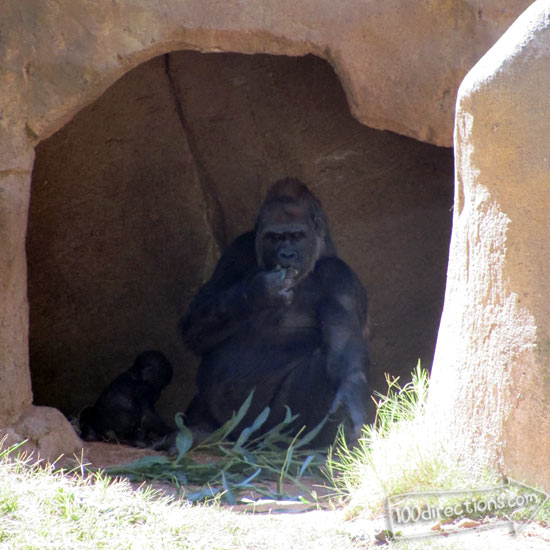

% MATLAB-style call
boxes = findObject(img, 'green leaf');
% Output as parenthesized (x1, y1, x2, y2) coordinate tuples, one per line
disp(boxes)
(298, 454, 316, 478)
(105, 455, 171, 475)
(279, 405, 300, 427)
(293, 414, 329, 450)
(234, 468, 262, 488)
(259, 407, 300, 445)
(174, 416, 194, 461)
(0, 440, 27, 459)
(198, 389, 255, 447)
(221, 471, 235, 505)
(185, 487, 220, 502)
(170, 469, 189, 485)
(235, 406, 270, 447)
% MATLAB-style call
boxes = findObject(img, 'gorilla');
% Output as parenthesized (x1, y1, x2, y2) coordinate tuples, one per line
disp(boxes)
(79, 350, 173, 448)
(181, 178, 370, 446)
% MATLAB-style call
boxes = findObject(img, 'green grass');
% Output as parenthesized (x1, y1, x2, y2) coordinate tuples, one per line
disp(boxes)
(326, 363, 471, 516)
(0, 439, 364, 550)
(325, 362, 550, 534)
(2, 365, 550, 549)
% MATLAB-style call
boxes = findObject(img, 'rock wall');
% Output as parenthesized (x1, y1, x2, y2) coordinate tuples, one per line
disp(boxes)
(28, 52, 453, 422)
(0, 0, 532, 158)
(429, 0, 550, 490)
(27, 55, 219, 422)
(0, 156, 34, 423)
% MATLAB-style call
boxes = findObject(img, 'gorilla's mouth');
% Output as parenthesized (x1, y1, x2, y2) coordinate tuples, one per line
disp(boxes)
(275, 265, 300, 278)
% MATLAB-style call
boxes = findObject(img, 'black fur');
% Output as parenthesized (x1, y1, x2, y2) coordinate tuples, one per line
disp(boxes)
(79, 350, 173, 448)
(181, 178, 370, 445)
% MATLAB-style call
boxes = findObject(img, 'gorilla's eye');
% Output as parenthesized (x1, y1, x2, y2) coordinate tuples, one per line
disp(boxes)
(265, 232, 282, 242)
(291, 231, 305, 241)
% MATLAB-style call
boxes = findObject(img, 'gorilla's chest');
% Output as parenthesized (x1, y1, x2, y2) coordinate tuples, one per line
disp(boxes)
(274, 305, 317, 330)
(247, 281, 322, 343)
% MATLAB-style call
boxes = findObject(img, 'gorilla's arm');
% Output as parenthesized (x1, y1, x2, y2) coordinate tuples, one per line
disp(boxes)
(141, 404, 173, 438)
(316, 258, 370, 440)
(180, 232, 257, 355)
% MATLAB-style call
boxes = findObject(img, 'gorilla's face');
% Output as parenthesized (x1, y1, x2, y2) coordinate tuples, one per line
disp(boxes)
(254, 178, 335, 280)
(132, 351, 173, 390)
(258, 222, 319, 276)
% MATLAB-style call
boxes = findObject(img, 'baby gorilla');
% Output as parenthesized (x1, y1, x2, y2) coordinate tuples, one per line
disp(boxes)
(79, 350, 173, 448)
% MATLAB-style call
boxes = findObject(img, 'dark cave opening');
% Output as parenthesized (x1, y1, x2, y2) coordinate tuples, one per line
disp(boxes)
(27, 51, 453, 426)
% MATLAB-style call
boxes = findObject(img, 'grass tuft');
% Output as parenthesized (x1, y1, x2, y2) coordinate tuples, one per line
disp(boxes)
(326, 362, 550, 534)
(326, 363, 473, 516)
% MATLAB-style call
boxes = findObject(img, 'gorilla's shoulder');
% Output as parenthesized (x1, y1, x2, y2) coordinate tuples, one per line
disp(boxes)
(315, 257, 366, 295)
(225, 231, 255, 254)
(219, 231, 256, 266)
(211, 231, 256, 282)
(315, 256, 356, 279)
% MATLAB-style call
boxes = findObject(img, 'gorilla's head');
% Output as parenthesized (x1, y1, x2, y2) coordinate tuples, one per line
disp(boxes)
(131, 350, 173, 390)
(255, 178, 336, 279)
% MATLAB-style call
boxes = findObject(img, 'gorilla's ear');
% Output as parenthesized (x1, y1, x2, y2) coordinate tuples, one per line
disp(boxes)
(312, 214, 327, 238)
(254, 221, 267, 268)
(312, 214, 337, 258)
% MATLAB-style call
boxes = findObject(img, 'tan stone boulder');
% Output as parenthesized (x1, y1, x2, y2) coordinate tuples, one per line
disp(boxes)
(429, 0, 550, 490)
(1, 406, 83, 463)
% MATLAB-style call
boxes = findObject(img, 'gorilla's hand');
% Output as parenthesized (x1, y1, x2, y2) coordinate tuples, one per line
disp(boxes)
(329, 371, 369, 445)
(247, 267, 298, 307)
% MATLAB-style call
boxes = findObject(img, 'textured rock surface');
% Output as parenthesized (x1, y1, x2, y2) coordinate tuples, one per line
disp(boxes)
(0, 153, 34, 424)
(28, 53, 453, 421)
(0, 0, 532, 152)
(0, 406, 83, 462)
(28, 55, 219, 422)
(429, 0, 550, 490)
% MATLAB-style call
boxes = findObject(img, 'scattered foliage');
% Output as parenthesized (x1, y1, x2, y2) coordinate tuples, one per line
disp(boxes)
(105, 390, 329, 504)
